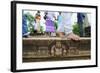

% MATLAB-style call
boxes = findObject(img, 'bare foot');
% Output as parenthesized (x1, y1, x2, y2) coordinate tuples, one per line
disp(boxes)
(66, 33, 80, 41)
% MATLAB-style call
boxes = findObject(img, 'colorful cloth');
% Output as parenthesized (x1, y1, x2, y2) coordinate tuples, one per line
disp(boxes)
(22, 15, 28, 36)
(45, 19, 55, 32)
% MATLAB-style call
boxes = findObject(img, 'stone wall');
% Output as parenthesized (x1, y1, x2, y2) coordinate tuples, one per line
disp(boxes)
(22, 37, 91, 62)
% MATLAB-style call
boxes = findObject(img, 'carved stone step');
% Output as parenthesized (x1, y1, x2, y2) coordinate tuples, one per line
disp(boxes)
(22, 37, 91, 62)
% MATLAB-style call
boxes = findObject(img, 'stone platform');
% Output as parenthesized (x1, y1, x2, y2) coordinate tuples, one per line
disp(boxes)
(22, 37, 91, 62)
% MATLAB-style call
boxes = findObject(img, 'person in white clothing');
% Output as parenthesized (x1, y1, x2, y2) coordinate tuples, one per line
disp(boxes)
(33, 12, 46, 33)
(57, 12, 80, 41)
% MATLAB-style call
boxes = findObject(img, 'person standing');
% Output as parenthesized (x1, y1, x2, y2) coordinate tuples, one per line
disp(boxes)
(22, 14, 29, 37)
(57, 12, 63, 31)
(77, 13, 85, 37)
(45, 11, 56, 36)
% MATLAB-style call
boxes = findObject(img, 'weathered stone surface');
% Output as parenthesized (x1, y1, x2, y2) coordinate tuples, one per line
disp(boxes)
(22, 37, 91, 62)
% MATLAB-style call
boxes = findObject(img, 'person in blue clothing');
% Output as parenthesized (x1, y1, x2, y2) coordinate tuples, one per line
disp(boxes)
(57, 12, 63, 24)
(22, 14, 29, 37)
(77, 13, 85, 37)
(57, 12, 63, 31)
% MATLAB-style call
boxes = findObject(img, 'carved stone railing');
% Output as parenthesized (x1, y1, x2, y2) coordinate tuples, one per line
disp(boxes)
(22, 37, 91, 62)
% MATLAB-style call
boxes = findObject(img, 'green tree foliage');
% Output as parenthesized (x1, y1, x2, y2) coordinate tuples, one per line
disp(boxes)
(24, 13, 34, 33)
(25, 12, 34, 22)
(72, 22, 80, 36)
(40, 26, 43, 33)
(54, 20, 58, 30)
